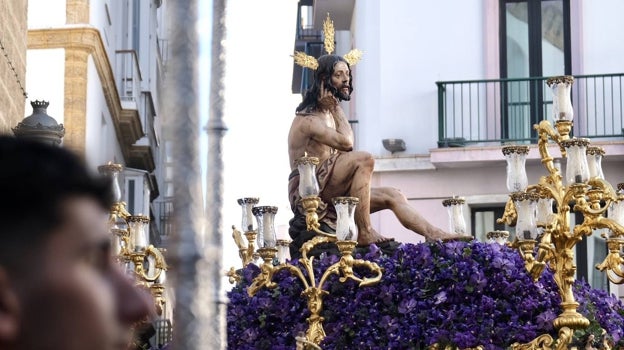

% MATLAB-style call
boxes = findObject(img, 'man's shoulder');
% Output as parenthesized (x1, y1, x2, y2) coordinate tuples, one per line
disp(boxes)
(295, 109, 323, 118)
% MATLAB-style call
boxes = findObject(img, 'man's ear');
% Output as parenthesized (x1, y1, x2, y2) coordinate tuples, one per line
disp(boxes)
(0, 268, 19, 341)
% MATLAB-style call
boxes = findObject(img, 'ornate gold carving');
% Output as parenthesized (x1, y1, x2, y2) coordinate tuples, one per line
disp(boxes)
(322, 13, 335, 55)
(342, 49, 363, 66)
(442, 197, 465, 206)
(292, 14, 362, 70)
(510, 333, 555, 350)
(559, 137, 590, 149)
(293, 51, 319, 70)
(486, 230, 509, 241)
(501, 112, 624, 344)
(245, 199, 383, 347)
(546, 76, 574, 86)
(586, 145, 605, 156)
(131, 245, 168, 283)
(295, 153, 320, 166)
(502, 145, 530, 155)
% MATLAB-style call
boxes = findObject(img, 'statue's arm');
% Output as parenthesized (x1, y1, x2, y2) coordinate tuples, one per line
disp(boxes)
(331, 106, 354, 145)
(301, 115, 353, 152)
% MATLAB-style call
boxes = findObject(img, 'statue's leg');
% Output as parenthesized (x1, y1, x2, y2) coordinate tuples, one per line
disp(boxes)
(321, 151, 389, 245)
(370, 187, 454, 241)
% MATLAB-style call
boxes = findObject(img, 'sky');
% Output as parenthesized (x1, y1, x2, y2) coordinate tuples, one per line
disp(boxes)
(198, 0, 301, 284)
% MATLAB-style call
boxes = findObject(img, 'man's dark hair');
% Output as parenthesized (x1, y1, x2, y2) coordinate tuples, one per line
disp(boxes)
(296, 54, 354, 113)
(0, 136, 113, 274)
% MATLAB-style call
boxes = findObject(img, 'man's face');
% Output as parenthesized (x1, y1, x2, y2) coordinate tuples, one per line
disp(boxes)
(330, 61, 351, 101)
(13, 197, 150, 350)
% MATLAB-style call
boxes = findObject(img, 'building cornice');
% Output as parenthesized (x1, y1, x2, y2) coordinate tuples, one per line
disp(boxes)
(28, 25, 144, 161)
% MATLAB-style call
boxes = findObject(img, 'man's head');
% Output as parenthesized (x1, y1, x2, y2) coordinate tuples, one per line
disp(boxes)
(315, 54, 353, 101)
(0, 136, 150, 350)
(296, 54, 354, 112)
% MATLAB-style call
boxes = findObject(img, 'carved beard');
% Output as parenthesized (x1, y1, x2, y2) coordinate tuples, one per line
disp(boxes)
(327, 82, 351, 102)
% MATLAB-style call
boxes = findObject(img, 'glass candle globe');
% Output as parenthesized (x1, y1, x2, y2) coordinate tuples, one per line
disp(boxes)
(252, 206, 278, 248)
(128, 215, 150, 251)
(586, 146, 605, 180)
(502, 145, 530, 192)
(98, 162, 124, 202)
(333, 197, 359, 241)
(547, 76, 574, 121)
(276, 239, 291, 264)
(296, 155, 320, 198)
(512, 192, 539, 240)
(237, 197, 259, 232)
(562, 138, 590, 185)
(608, 184, 624, 236)
(442, 197, 467, 235)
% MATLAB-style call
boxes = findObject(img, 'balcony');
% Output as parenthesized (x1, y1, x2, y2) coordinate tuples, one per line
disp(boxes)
(115, 50, 143, 107)
(436, 73, 624, 147)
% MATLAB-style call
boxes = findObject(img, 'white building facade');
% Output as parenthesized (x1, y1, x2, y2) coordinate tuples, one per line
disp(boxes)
(23, 0, 174, 341)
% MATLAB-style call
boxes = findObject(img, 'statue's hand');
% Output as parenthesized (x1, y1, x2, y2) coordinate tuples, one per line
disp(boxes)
(317, 81, 338, 111)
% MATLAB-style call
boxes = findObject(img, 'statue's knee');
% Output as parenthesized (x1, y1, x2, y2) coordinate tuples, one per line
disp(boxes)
(359, 152, 375, 168)
(351, 151, 374, 171)
(387, 187, 407, 203)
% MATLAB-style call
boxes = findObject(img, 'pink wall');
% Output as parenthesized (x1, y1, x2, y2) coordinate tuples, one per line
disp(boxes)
(372, 154, 624, 244)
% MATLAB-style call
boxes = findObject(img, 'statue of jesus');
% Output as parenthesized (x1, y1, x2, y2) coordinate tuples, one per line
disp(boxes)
(288, 54, 469, 256)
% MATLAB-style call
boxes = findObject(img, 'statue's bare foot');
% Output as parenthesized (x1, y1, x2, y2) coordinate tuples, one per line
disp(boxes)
(424, 228, 472, 242)
(357, 228, 392, 246)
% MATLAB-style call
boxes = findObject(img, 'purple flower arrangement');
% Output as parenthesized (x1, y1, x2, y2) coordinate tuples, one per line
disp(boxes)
(227, 241, 624, 349)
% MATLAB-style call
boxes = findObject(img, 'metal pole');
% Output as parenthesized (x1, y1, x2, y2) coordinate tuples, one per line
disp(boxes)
(165, 0, 211, 349)
(205, 0, 228, 347)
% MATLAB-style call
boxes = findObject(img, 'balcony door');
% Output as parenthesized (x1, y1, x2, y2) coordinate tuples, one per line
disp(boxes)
(500, 0, 571, 142)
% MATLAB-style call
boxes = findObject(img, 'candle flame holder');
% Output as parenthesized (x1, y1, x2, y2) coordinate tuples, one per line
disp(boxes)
(247, 232, 382, 346)
(230, 155, 383, 348)
(100, 163, 169, 317)
(500, 77, 624, 349)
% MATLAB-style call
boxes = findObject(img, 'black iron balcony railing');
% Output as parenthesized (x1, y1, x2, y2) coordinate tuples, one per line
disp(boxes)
(436, 73, 624, 147)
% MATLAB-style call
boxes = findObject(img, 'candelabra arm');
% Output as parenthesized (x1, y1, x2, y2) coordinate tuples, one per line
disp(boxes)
(531, 221, 557, 280)
(243, 230, 258, 266)
(301, 235, 336, 261)
(301, 196, 337, 238)
(226, 267, 242, 284)
(113, 229, 132, 259)
(573, 178, 618, 217)
(510, 333, 555, 350)
(247, 247, 279, 297)
(131, 245, 167, 283)
(535, 120, 565, 171)
(596, 237, 624, 283)
(112, 201, 131, 221)
(346, 259, 384, 287)
(554, 327, 574, 350)
(511, 238, 538, 277)
(497, 197, 517, 226)
(510, 326, 573, 350)
(276, 263, 311, 290)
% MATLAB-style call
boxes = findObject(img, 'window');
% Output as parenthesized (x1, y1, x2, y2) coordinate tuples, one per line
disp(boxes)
(471, 206, 511, 242)
(499, 0, 571, 141)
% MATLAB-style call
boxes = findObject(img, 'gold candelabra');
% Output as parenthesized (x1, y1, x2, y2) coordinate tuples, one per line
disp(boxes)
(495, 76, 624, 350)
(99, 162, 169, 317)
(229, 155, 383, 349)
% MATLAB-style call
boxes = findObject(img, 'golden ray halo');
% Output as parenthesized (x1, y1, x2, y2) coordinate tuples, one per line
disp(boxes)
(292, 13, 362, 70)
